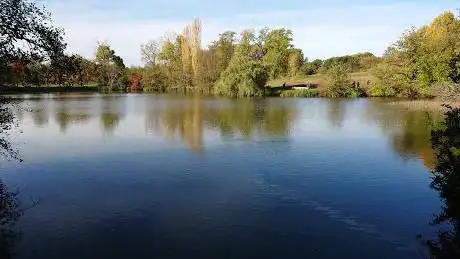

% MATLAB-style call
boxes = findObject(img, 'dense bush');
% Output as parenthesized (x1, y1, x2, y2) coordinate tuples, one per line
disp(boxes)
(346, 87, 366, 98)
(370, 11, 460, 98)
(214, 60, 268, 97)
(324, 63, 351, 98)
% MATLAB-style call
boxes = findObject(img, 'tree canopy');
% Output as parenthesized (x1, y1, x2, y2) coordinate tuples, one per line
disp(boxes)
(0, 0, 65, 61)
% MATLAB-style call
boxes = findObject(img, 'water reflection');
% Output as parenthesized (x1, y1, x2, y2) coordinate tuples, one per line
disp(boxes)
(54, 101, 92, 133)
(0, 180, 23, 259)
(423, 106, 460, 258)
(326, 99, 347, 129)
(0, 98, 24, 258)
(366, 101, 443, 169)
(99, 96, 126, 135)
(18, 95, 448, 163)
(0, 98, 21, 161)
(145, 96, 205, 154)
(4, 94, 459, 258)
(144, 97, 296, 154)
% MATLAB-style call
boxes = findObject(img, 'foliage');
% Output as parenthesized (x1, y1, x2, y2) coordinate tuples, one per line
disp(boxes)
(347, 86, 366, 98)
(261, 29, 294, 79)
(95, 42, 126, 90)
(214, 31, 268, 97)
(280, 89, 318, 98)
(371, 11, 460, 98)
(3, 3, 459, 100)
(303, 59, 323, 75)
(142, 65, 168, 91)
(369, 62, 418, 97)
(288, 49, 304, 79)
(319, 53, 381, 73)
(324, 63, 351, 98)
(214, 59, 268, 97)
(0, 0, 66, 62)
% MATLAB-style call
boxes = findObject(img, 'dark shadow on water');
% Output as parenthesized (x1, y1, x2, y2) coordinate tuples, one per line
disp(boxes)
(0, 98, 25, 258)
(0, 180, 23, 259)
(420, 105, 460, 258)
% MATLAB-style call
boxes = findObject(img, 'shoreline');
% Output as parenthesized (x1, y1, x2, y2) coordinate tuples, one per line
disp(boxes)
(0, 86, 100, 94)
(1, 87, 459, 109)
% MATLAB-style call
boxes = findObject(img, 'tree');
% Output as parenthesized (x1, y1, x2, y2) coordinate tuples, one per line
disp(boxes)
(95, 42, 126, 90)
(288, 49, 304, 78)
(157, 35, 183, 89)
(303, 59, 323, 75)
(1, 0, 65, 87)
(261, 29, 293, 79)
(209, 31, 236, 73)
(325, 63, 351, 98)
(215, 30, 268, 97)
(0, 0, 66, 62)
(372, 11, 460, 97)
(140, 40, 161, 67)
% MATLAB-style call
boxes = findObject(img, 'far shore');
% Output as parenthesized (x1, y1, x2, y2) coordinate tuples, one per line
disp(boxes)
(0, 86, 100, 94)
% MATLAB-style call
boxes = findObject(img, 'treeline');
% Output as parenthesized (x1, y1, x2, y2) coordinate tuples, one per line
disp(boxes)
(369, 11, 460, 98)
(135, 21, 304, 96)
(1, 0, 459, 99)
(302, 11, 460, 99)
(303, 52, 381, 75)
(0, 42, 128, 91)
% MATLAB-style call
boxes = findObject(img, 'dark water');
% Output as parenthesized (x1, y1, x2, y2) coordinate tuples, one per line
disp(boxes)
(0, 94, 446, 258)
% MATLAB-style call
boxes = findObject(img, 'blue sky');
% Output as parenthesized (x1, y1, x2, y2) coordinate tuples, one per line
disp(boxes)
(41, 0, 459, 66)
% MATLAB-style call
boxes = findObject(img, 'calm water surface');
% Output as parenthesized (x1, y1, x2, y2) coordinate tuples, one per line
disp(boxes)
(0, 94, 445, 258)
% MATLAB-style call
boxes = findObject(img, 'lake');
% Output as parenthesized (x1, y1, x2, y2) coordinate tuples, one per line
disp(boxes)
(0, 94, 446, 258)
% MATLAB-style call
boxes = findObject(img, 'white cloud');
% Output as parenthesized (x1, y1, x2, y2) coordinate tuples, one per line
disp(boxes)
(44, 1, 457, 66)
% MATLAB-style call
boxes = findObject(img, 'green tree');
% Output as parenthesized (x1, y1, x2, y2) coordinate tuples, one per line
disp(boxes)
(325, 63, 351, 98)
(215, 30, 268, 97)
(261, 29, 293, 79)
(303, 59, 323, 75)
(157, 36, 184, 90)
(288, 49, 304, 78)
(209, 31, 236, 72)
(95, 42, 126, 90)
(372, 11, 460, 97)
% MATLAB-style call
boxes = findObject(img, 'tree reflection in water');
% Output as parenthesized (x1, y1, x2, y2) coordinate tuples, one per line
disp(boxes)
(424, 105, 460, 258)
(0, 98, 20, 162)
(0, 180, 22, 259)
(0, 98, 24, 258)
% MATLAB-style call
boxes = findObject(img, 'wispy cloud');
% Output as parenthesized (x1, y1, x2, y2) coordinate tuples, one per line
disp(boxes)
(42, 0, 458, 66)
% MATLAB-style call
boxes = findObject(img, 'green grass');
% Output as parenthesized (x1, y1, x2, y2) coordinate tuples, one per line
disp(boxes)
(280, 89, 319, 98)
